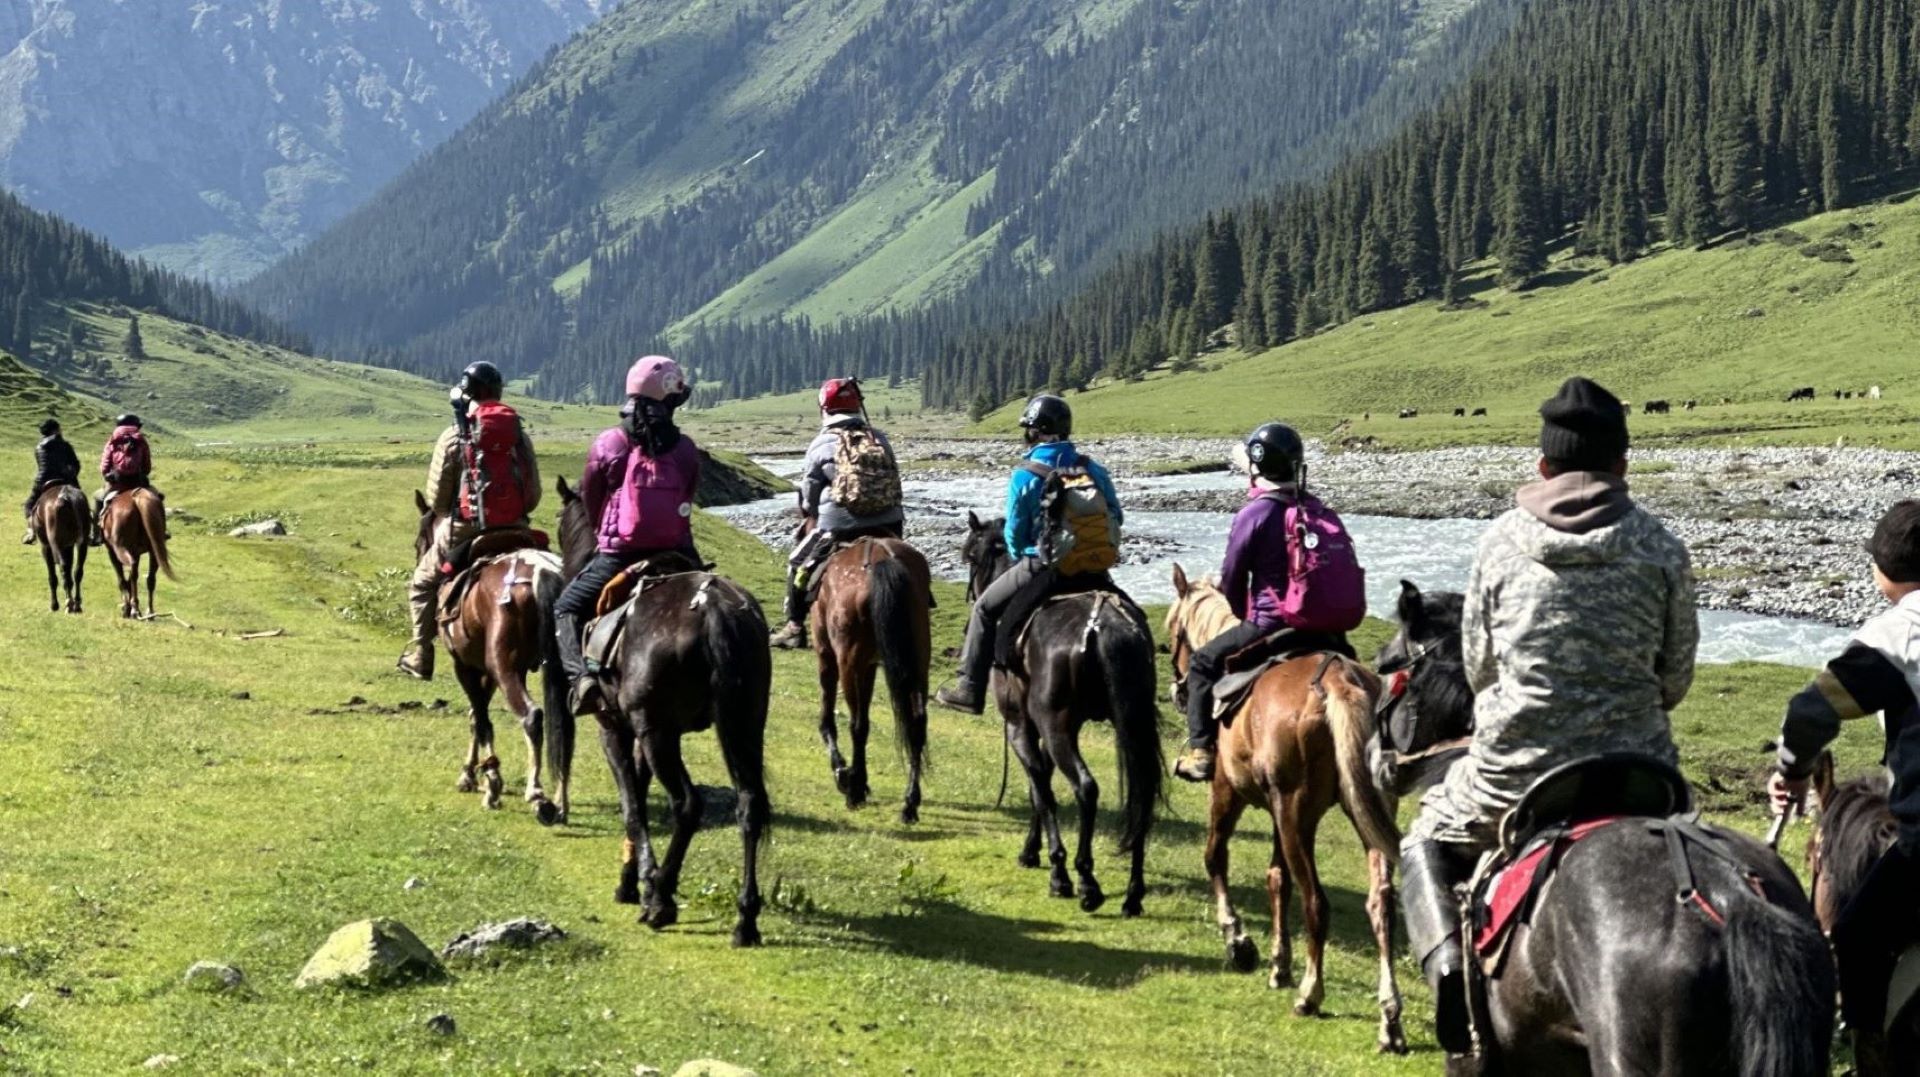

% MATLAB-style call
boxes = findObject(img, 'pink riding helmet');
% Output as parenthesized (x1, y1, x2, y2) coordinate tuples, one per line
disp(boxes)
(626, 355, 688, 401)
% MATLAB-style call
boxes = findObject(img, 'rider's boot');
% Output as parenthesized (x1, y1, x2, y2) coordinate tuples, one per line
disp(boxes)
(1402, 839, 1474, 1055)
(20, 527, 33, 545)
(1173, 743, 1215, 783)
(396, 642, 434, 681)
(933, 680, 984, 716)
(769, 621, 809, 650)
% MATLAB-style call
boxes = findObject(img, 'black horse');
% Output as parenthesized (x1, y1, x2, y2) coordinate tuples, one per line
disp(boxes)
(1382, 579, 1836, 1075)
(1809, 770, 1918, 1075)
(959, 512, 1162, 916)
(552, 478, 773, 946)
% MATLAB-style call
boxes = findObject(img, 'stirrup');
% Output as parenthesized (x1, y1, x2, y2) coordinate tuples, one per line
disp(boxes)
(1173, 747, 1215, 783)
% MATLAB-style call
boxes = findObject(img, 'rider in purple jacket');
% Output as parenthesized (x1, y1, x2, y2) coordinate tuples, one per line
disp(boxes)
(1174, 423, 1356, 783)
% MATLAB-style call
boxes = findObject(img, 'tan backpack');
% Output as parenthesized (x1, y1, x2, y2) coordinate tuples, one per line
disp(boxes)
(829, 426, 902, 517)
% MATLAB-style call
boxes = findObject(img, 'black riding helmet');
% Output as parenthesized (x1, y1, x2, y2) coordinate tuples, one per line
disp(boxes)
(1245, 422, 1305, 484)
(1019, 394, 1072, 438)
(458, 361, 504, 401)
(39, 418, 60, 437)
(114, 413, 143, 429)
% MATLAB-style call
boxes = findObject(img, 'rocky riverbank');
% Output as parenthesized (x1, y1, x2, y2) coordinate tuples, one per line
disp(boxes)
(715, 436, 1913, 627)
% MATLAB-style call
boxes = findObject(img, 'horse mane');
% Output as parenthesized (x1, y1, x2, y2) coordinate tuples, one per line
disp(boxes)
(1165, 576, 1242, 649)
(1816, 774, 1899, 911)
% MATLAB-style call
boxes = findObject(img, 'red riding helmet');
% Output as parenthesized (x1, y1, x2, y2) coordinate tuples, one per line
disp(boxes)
(819, 377, 864, 414)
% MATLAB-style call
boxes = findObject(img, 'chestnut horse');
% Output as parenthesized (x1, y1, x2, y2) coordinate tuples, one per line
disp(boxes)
(101, 488, 173, 618)
(552, 477, 772, 945)
(413, 491, 568, 822)
(810, 536, 932, 822)
(1165, 566, 1407, 1053)
(31, 485, 88, 613)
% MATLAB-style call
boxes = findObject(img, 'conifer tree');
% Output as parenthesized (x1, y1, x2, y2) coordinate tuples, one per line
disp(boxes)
(1262, 251, 1294, 344)
(1494, 148, 1547, 286)
(123, 314, 145, 361)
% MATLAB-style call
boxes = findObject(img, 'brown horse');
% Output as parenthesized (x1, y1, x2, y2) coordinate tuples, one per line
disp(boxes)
(553, 477, 772, 945)
(102, 488, 174, 618)
(810, 536, 932, 822)
(31, 485, 88, 613)
(1165, 566, 1407, 1053)
(412, 491, 568, 822)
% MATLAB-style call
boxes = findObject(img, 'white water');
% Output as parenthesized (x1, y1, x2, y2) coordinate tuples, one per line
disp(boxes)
(725, 456, 1852, 668)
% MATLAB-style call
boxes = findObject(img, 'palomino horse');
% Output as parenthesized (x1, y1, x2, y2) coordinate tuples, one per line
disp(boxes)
(1381, 580, 1834, 1074)
(553, 477, 772, 945)
(959, 514, 1161, 916)
(1164, 566, 1406, 1052)
(809, 536, 932, 822)
(31, 485, 88, 613)
(101, 488, 173, 618)
(1807, 762, 1918, 1076)
(413, 492, 568, 822)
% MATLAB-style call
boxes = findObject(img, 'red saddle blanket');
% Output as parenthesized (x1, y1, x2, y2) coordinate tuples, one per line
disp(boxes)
(1474, 817, 1621, 956)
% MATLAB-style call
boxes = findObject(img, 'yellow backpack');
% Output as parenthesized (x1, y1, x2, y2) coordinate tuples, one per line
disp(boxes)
(1024, 461, 1120, 575)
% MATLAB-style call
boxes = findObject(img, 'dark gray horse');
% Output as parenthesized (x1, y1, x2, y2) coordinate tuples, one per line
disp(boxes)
(1381, 580, 1836, 1075)
(1809, 771, 1917, 1076)
(960, 513, 1161, 916)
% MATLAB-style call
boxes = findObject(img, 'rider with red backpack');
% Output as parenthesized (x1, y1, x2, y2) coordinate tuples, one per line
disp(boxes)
(399, 362, 542, 680)
(1173, 423, 1366, 783)
(769, 377, 905, 650)
(91, 414, 160, 546)
(552, 356, 702, 716)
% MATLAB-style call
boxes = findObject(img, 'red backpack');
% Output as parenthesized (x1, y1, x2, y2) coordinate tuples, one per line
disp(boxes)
(106, 429, 149, 480)
(457, 401, 532, 527)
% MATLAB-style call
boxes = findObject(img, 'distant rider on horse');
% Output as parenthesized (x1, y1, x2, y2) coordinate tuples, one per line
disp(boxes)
(92, 414, 161, 547)
(1172, 422, 1364, 783)
(1771, 499, 1920, 1042)
(398, 361, 542, 681)
(552, 355, 702, 717)
(22, 417, 80, 544)
(1399, 376, 1699, 1054)
(935, 394, 1122, 715)
(769, 377, 905, 650)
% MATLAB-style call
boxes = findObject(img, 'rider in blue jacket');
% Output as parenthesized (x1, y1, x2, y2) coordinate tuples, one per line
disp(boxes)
(935, 394, 1121, 714)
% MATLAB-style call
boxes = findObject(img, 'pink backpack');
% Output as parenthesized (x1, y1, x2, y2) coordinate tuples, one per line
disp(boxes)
(1265, 491, 1367, 633)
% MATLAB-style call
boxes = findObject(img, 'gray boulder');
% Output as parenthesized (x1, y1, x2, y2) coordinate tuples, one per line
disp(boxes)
(294, 918, 445, 989)
(228, 519, 287, 537)
(441, 918, 565, 962)
(673, 1063, 759, 1077)
(183, 961, 244, 992)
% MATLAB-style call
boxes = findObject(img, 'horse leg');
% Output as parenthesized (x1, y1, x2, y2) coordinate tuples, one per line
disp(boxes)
(496, 660, 549, 814)
(1366, 847, 1409, 1054)
(842, 653, 874, 811)
(817, 644, 847, 789)
(1280, 796, 1328, 1016)
(454, 663, 500, 806)
(1009, 719, 1069, 895)
(1208, 780, 1257, 971)
(71, 539, 85, 613)
(1045, 722, 1103, 913)
(145, 552, 157, 617)
(109, 550, 131, 618)
(1008, 721, 1046, 868)
(597, 720, 647, 906)
(640, 727, 700, 931)
(1265, 790, 1295, 991)
(41, 541, 58, 612)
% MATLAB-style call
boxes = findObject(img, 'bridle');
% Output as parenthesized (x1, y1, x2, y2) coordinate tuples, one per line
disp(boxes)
(1373, 637, 1437, 741)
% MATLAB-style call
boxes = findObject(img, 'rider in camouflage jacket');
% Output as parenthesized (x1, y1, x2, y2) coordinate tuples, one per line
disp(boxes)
(1399, 377, 1699, 1056)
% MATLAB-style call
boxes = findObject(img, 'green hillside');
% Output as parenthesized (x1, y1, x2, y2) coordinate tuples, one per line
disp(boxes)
(985, 196, 1920, 449)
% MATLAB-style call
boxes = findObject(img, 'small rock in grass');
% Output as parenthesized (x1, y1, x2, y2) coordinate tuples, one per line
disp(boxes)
(295, 919, 445, 989)
(227, 519, 287, 538)
(441, 918, 565, 961)
(425, 1013, 456, 1036)
(143, 1055, 180, 1069)
(673, 1063, 758, 1077)
(403, 877, 425, 891)
(183, 961, 244, 992)
(230, 691, 250, 701)
(634, 1067, 663, 1077)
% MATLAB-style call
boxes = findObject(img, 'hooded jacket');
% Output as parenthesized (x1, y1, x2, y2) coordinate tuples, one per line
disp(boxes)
(33, 434, 80, 488)
(581, 424, 700, 555)
(1219, 482, 1299, 629)
(801, 414, 903, 534)
(1004, 440, 1121, 560)
(100, 424, 150, 486)
(1414, 470, 1698, 844)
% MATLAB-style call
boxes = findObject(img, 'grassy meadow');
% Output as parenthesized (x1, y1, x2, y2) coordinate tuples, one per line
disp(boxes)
(0, 419, 1886, 1074)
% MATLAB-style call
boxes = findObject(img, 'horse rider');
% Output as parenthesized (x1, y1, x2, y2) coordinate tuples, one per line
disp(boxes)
(1771, 499, 1920, 1042)
(769, 377, 905, 650)
(22, 417, 81, 544)
(553, 355, 702, 717)
(934, 393, 1122, 715)
(1172, 422, 1362, 783)
(92, 414, 161, 547)
(1399, 376, 1699, 1054)
(398, 362, 541, 681)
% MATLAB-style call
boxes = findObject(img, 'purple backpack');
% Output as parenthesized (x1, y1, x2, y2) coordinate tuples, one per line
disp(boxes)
(1264, 491, 1367, 633)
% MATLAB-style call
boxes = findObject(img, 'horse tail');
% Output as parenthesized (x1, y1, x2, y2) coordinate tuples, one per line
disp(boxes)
(1093, 602, 1162, 854)
(706, 580, 772, 844)
(1725, 887, 1834, 1076)
(1323, 658, 1400, 862)
(868, 551, 929, 773)
(529, 553, 571, 787)
(136, 490, 176, 580)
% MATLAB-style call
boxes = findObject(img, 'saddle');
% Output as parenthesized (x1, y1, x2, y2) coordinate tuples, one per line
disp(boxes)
(580, 554, 709, 680)
(1208, 632, 1351, 723)
(992, 569, 1122, 669)
(436, 528, 551, 629)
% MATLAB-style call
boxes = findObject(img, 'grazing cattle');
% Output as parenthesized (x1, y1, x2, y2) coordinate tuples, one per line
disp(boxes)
(1835, 389, 1846, 400)
(1398, 408, 1419, 420)
(1786, 386, 1816, 402)
(1363, 412, 1371, 422)
(1453, 407, 1467, 418)
(1720, 397, 1733, 405)
(1870, 385, 1884, 400)
(1683, 400, 1698, 411)
(1471, 407, 1487, 417)
(1642, 399, 1670, 415)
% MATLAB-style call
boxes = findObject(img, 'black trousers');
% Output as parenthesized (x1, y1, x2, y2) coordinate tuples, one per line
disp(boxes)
(1832, 838, 1920, 1032)
(554, 547, 699, 685)
(1184, 623, 1354, 749)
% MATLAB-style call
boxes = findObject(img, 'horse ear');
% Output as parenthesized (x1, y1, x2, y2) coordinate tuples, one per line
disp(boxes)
(414, 489, 429, 515)
(967, 510, 983, 531)
(556, 476, 573, 502)
(1172, 562, 1190, 598)
(1811, 749, 1837, 811)
(1396, 579, 1422, 625)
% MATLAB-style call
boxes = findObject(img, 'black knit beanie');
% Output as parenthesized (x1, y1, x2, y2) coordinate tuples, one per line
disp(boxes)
(1539, 377, 1629, 471)
(1867, 500, 1920, 583)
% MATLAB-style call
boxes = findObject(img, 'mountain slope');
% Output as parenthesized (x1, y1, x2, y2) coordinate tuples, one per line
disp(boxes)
(243, 0, 1503, 400)
(0, 0, 606, 281)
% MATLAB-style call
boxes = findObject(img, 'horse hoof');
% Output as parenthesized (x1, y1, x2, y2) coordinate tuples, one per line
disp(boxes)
(832, 767, 851, 795)
(899, 806, 918, 826)
(1292, 996, 1322, 1018)
(1121, 897, 1143, 919)
(614, 884, 639, 906)
(642, 902, 678, 931)
(525, 787, 545, 804)
(1268, 968, 1294, 991)
(1078, 884, 1105, 913)
(731, 922, 762, 948)
(1049, 874, 1074, 899)
(1016, 850, 1041, 869)
(455, 771, 477, 794)
(534, 799, 561, 827)
(1379, 1027, 1410, 1056)
(1228, 936, 1259, 973)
